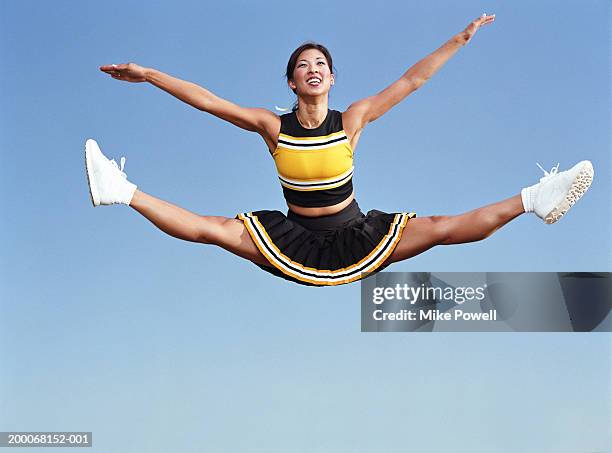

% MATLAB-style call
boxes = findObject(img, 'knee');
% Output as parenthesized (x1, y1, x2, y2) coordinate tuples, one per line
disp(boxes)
(196, 216, 243, 246)
(194, 216, 224, 245)
(427, 215, 453, 244)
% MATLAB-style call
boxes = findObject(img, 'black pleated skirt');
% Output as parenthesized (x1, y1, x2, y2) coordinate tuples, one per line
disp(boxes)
(236, 199, 416, 286)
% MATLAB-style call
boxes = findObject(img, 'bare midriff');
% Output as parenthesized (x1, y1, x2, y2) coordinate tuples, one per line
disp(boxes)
(287, 191, 355, 217)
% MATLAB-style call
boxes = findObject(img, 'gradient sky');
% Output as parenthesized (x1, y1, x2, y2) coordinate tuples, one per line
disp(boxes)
(1, 0, 610, 452)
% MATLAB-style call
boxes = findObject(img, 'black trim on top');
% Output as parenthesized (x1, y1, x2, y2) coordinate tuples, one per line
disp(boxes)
(278, 170, 353, 188)
(278, 134, 347, 148)
(280, 109, 343, 137)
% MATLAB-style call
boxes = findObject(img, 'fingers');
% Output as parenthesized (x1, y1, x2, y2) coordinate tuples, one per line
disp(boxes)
(99, 63, 125, 77)
(463, 13, 495, 44)
(100, 64, 126, 81)
(100, 63, 121, 71)
(476, 13, 496, 26)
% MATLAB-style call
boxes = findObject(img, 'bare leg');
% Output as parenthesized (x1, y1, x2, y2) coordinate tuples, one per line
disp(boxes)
(129, 189, 269, 266)
(385, 194, 525, 264)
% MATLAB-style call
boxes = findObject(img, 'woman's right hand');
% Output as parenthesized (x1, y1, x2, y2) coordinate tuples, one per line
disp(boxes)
(99, 62, 148, 82)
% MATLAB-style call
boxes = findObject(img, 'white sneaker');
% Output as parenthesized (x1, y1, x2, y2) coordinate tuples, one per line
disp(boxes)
(522, 160, 594, 224)
(85, 138, 137, 207)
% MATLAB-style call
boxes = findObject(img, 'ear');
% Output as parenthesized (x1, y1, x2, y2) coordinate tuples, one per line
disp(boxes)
(288, 79, 297, 90)
(330, 74, 335, 86)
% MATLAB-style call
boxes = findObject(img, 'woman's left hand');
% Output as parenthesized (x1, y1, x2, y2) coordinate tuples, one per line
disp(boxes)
(461, 13, 496, 45)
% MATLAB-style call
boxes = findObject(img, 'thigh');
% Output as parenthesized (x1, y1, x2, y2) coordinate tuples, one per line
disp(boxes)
(383, 216, 449, 265)
(202, 216, 269, 266)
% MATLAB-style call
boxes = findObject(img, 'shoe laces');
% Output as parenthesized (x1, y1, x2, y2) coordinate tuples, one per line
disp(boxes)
(109, 157, 127, 178)
(536, 162, 559, 182)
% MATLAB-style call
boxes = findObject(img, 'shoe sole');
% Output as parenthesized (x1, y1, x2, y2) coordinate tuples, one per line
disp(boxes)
(544, 161, 594, 224)
(84, 140, 100, 207)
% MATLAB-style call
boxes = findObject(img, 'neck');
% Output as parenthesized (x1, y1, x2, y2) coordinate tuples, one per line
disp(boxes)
(296, 99, 329, 129)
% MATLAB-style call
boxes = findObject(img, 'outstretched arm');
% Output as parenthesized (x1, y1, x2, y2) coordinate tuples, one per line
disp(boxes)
(343, 13, 496, 132)
(99, 63, 279, 138)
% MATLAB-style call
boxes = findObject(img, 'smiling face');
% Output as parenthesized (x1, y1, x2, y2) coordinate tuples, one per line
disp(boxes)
(288, 48, 335, 96)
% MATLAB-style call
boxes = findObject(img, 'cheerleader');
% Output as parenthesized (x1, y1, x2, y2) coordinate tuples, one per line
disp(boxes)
(86, 13, 593, 286)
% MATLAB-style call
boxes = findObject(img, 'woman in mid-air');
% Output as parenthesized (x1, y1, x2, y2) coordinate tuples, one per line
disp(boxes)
(85, 13, 593, 286)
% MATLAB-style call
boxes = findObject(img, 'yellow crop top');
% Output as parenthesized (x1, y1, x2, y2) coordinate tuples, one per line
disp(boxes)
(272, 109, 354, 207)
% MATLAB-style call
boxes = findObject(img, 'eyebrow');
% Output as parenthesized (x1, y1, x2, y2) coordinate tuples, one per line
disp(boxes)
(298, 58, 326, 62)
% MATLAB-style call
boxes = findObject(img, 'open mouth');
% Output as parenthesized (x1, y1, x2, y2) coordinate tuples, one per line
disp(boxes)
(307, 77, 322, 86)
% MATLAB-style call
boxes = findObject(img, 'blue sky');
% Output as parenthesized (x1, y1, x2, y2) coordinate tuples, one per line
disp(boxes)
(1, 0, 610, 452)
